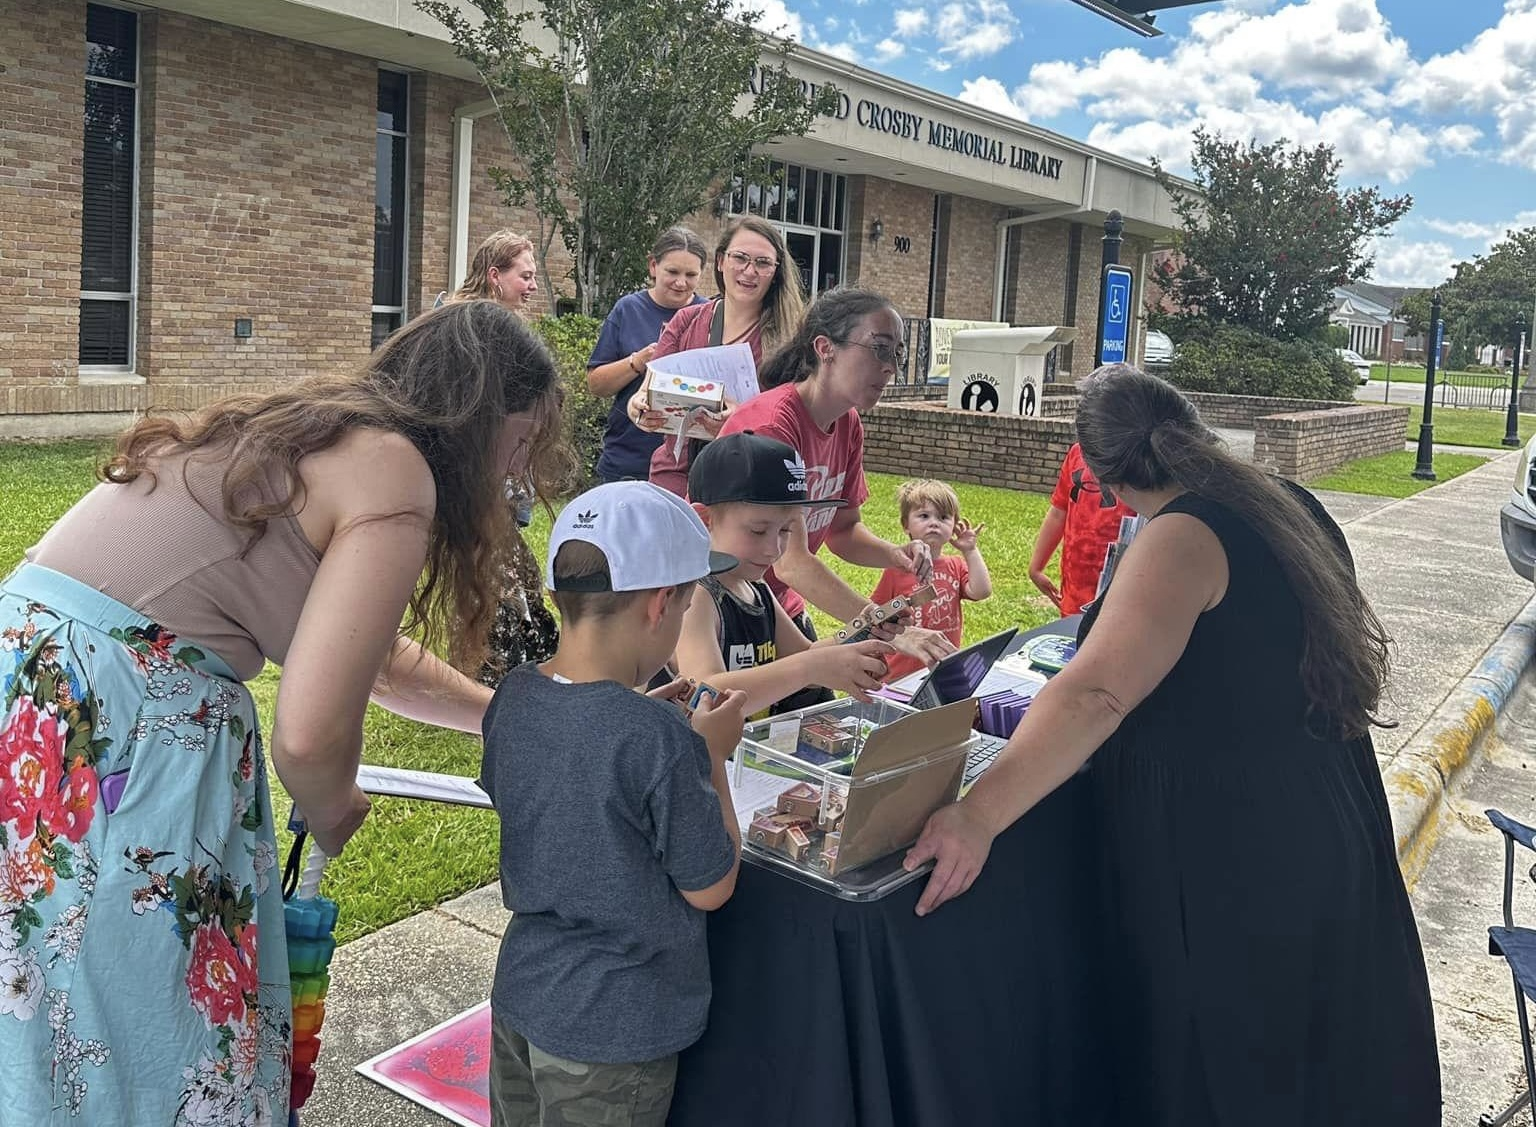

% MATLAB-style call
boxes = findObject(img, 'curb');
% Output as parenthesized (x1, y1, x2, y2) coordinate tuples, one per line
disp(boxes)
(1387, 591, 1536, 886)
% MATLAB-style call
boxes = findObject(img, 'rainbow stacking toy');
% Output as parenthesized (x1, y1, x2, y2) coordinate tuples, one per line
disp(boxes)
(284, 821, 338, 1126)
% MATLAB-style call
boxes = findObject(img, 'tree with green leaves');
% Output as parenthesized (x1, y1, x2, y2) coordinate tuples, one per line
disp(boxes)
(1431, 227, 1536, 352)
(1152, 130, 1412, 341)
(418, 0, 840, 315)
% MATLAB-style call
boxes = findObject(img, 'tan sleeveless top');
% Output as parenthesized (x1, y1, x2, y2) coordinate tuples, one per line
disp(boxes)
(27, 447, 321, 681)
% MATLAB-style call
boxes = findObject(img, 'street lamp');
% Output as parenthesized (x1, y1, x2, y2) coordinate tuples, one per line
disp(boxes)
(1412, 292, 1443, 481)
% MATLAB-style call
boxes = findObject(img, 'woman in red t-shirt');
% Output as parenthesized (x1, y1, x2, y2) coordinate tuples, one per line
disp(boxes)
(627, 217, 807, 496)
(717, 287, 955, 668)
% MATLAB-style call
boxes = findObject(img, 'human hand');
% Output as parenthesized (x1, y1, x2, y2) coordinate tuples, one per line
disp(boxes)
(690, 686, 749, 762)
(630, 343, 658, 372)
(645, 675, 692, 710)
(1029, 568, 1062, 609)
(904, 801, 995, 916)
(889, 626, 956, 668)
(627, 390, 669, 433)
(891, 539, 934, 583)
(697, 397, 736, 439)
(307, 785, 373, 857)
(950, 519, 985, 554)
(809, 640, 893, 701)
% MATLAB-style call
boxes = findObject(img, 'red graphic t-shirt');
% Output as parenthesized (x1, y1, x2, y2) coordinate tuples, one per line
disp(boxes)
(716, 384, 868, 619)
(1050, 443, 1137, 616)
(870, 554, 972, 681)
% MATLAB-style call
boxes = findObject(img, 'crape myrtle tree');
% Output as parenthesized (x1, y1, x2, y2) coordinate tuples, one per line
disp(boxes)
(1151, 130, 1412, 340)
(418, 0, 841, 315)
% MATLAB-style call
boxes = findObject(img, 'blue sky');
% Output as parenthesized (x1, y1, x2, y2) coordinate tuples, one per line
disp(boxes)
(752, 0, 1533, 287)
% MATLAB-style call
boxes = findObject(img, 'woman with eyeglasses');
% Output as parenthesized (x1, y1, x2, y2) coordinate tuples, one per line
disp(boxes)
(715, 287, 957, 670)
(627, 217, 807, 497)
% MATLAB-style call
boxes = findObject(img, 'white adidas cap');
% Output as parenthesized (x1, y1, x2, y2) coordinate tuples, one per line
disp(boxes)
(545, 481, 738, 592)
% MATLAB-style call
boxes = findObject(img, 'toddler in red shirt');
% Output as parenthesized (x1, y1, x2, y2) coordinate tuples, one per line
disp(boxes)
(870, 480, 992, 681)
(1030, 442, 1137, 616)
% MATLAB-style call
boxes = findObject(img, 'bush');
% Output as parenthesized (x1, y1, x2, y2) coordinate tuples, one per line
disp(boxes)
(1163, 324, 1356, 401)
(532, 314, 605, 490)
(1322, 324, 1350, 350)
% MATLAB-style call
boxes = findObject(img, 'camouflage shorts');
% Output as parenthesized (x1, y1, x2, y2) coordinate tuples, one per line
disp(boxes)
(489, 1017, 679, 1127)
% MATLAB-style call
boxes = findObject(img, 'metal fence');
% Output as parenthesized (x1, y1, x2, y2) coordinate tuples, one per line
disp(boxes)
(1436, 372, 1517, 411)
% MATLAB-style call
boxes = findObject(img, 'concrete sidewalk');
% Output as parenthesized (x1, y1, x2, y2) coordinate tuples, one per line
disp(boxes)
(305, 451, 1535, 1126)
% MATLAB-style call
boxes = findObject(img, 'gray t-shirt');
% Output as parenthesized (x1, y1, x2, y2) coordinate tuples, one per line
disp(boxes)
(481, 664, 736, 1063)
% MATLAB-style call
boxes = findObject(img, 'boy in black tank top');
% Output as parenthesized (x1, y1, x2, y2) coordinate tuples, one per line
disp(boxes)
(677, 433, 896, 717)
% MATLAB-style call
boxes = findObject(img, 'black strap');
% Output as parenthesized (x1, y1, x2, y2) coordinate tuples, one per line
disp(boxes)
(709, 298, 726, 347)
(281, 828, 308, 901)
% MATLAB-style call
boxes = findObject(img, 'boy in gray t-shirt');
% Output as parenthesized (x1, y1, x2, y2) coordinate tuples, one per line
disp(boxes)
(480, 482, 747, 1127)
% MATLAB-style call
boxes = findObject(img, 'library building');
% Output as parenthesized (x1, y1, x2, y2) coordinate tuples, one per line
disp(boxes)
(1, 0, 1183, 437)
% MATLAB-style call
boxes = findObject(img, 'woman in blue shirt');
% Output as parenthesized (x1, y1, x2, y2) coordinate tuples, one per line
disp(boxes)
(587, 227, 709, 482)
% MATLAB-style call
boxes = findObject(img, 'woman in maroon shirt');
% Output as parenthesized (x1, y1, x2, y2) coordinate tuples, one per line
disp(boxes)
(628, 216, 807, 496)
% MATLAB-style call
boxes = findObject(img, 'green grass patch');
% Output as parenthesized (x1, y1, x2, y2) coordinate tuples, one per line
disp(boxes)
(1308, 449, 1488, 498)
(1, 440, 1061, 940)
(1400, 404, 1536, 449)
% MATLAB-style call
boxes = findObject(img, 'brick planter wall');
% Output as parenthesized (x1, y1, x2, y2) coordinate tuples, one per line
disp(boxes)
(1253, 403, 1410, 481)
(881, 383, 948, 402)
(862, 402, 1075, 493)
(1182, 392, 1357, 429)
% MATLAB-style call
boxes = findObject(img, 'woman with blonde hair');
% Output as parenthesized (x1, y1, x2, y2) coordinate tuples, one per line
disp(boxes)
(452, 228, 540, 312)
(629, 216, 809, 496)
(0, 300, 570, 1122)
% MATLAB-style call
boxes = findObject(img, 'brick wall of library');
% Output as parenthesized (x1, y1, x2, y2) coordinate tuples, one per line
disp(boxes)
(0, 0, 87, 393)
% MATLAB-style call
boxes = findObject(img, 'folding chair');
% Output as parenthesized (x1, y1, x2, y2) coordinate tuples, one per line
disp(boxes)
(1481, 809, 1536, 1126)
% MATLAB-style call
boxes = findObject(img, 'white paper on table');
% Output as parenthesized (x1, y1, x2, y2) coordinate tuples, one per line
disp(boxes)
(355, 764, 494, 809)
(648, 343, 759, 409)
(974, 665, 1048, 699)
(727, 759, 790, 833)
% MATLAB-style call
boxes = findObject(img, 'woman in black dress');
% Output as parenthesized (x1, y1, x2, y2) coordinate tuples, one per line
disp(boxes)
(906, 364, 1440, 1124)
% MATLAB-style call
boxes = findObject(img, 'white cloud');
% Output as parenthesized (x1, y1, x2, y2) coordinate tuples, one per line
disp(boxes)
(1419, 210, 1536, 248)
(736, 0, 804, 40)
(965, 0, 1482, 184)
(1394, 0, 1536, 170)
(1366, 237, 1457, 287)
(814, 39, 860, 62)
(893, 7, 928, 34)
(873, 37, 906, 62)
(933, 0, 1016, 60)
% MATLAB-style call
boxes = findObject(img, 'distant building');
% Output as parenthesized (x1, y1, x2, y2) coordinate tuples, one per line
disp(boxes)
(1330, 283, 1426, 361)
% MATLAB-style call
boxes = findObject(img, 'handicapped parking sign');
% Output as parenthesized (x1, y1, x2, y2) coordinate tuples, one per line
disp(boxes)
(1097, 265, 1133, 367)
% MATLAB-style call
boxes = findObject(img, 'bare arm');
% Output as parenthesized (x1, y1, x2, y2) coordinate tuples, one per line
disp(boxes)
(905, 513, 1228, 915)
(371, 636, 494, 733)
(770, 507, 874, 622)
(587, 346, 653, 398)
(679, 689, 748, 911)
(1029, 505, 1067, 607)
(271, 431, 437, 854)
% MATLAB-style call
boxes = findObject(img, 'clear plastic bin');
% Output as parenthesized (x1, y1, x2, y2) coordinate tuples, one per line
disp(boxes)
(732, 696, 976, 900)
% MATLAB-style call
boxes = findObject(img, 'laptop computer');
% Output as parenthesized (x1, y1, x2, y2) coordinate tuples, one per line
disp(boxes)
(882, 627, 1019, 710)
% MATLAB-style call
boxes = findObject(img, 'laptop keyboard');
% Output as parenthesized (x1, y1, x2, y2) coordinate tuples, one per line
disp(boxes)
(963, 731, 1009, 787)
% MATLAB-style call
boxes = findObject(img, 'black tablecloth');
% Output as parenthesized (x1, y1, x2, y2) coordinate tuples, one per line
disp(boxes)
(668, 773, 1105, 1127)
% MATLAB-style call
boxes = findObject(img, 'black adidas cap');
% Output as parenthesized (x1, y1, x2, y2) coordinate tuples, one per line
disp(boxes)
(689, 432, 847, 509)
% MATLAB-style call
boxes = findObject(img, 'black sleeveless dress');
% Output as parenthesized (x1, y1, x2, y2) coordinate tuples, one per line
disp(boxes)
(1077, 489, 1440, 1126)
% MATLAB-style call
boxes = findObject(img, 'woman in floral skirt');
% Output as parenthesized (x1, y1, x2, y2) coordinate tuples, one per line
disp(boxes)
(0, 300, 570, 1124)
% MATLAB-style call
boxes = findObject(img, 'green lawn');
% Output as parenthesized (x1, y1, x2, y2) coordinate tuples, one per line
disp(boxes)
(1308, 449, 1489, 498)
(1401, 404, 1536, 449)
(0, 441, 1059, 941)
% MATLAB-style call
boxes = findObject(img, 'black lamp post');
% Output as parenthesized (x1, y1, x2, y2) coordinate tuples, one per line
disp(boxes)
(1411, 292, 1442, 481)
(1504, 328, 1526, 448)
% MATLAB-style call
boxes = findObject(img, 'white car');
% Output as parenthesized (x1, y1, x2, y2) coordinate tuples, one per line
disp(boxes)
(1336, 347, 1372, 385)
(1502, 435, 1536, 580)
(1143, 330, 1175, 369)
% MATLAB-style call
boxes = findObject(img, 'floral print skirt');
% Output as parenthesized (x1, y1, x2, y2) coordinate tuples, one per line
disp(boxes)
(0, 564, 290, 1124)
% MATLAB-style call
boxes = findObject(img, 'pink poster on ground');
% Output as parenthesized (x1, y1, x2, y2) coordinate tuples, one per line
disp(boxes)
(356, 1001, 493, 1127)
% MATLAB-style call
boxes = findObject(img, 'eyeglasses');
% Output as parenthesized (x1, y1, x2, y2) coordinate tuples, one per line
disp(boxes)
(839, 336, 908, 369)
(724, 250, 778, 275)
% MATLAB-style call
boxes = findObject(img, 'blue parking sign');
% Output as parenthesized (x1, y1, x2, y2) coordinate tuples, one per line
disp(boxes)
(1098, 265, 1133, 366)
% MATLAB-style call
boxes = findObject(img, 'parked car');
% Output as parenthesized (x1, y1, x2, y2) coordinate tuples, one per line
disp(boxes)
(1501, 435, 1536, 580)
(1144, 330, 1175, 369)
(1335, 347, 1372, 385)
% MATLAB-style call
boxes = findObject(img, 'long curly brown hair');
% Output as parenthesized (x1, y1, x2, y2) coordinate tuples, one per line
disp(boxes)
(102, 300, 574, 668)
